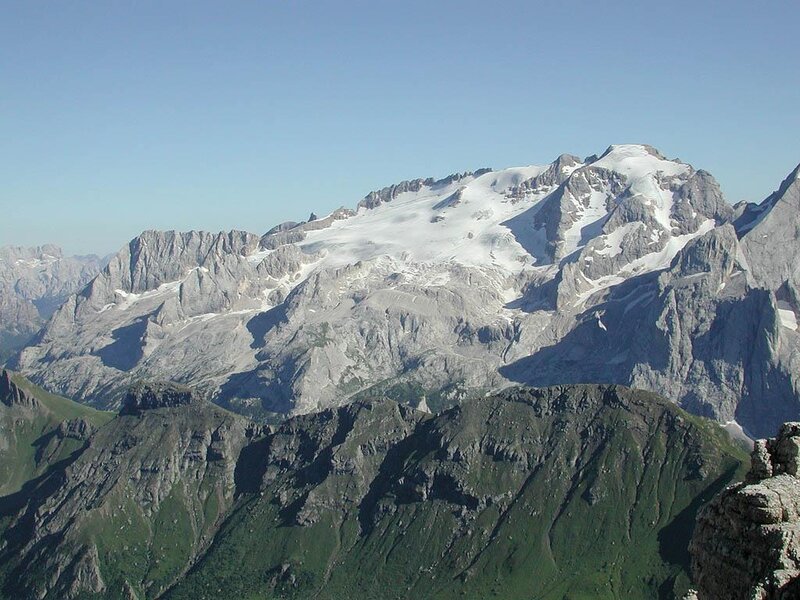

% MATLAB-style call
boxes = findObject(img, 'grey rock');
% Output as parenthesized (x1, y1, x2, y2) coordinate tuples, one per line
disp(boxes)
(502, 224, 799, 437)
(57, 417, 96, 441)
(690, 422, 800, 599)
(0, 369, 39, 409)
(672, 170, 733, 233)
(740, 163, 800, 290)
(120, 380, 198, 414)
(357, 171, 485, 210)
(505, 153, 582, 200)
(0, 245, 105, 358)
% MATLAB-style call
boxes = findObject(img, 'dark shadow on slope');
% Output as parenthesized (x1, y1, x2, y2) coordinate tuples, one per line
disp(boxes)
(503, 276, 558, 313)
(500, 204, 552, 265)
(217, 363, 295, 417)
(246, 304, 286, 349)
(0, 444, 86, 553)
(657, 465, 741, 569)
(499, 312, 628, 390)
(575, 216, 607, 253)
(94, 318, 147, 370)
(234, 436, 272, 496)
(356, 418, 444, 536)
(31, 296, 68, 320)
(0, 448, 86, 600)
(500, 272, 668, 387)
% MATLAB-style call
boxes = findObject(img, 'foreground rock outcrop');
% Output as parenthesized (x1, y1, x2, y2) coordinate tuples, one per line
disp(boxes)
(689, 423, 800, 599)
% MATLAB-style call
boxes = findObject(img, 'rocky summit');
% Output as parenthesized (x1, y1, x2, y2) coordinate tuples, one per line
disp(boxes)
(8, 145, 800, 436)
(689, 423, 800, 599)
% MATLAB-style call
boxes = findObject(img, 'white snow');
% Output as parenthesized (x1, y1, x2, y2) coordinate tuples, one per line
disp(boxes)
(573, 220, 715, 307)
(113, 280, 182, 310)
(777, 301, 798, 330)
(483, 165, 550, 193)
(98, 147, 711, 327)
(14, 257, 58, 269)
(561, 189, 609, 256)
(591, 145, 689, 180)
(233, 147, 699, 301)
(621, 219, 716, 275)
(574, 274, 626, 306)
(596, 222, 643, 257)
(247, 248, 273, 264)
(591, 145, 690, 233)
(298, 166, 554, 273)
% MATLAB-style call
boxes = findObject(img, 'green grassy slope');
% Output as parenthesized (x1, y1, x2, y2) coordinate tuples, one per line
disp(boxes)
(166, 385, 747, 600)
(0, 382, 747, 599)
(0, 370, 112, 496)
(0, 383, 252, 600)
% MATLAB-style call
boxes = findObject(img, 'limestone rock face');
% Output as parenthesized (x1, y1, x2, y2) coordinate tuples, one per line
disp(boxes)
(9, 147, 800, 435)
(0, 245, 105, 358)
(165, 385, 746, 600)
(690, 422, 800, 599)
(739, 164, 800, 291)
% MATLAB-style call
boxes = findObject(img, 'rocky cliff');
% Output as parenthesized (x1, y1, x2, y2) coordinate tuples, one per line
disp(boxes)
(689, 422, 800, 599)
(166, 384, 747, 600)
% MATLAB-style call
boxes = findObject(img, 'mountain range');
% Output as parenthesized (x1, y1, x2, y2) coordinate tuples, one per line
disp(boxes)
(7, 144, 799, 437)
(3, 143, 800, 598)
(0, 245, 105, 362)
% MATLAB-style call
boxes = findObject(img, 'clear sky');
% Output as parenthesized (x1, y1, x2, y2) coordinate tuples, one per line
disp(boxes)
(1, 1, 798, 255)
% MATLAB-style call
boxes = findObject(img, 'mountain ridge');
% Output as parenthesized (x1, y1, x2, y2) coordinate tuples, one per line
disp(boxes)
(0, 376, 748, 599)
(9, 145, 800, 435)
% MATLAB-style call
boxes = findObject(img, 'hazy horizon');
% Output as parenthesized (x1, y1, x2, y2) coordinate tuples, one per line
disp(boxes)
(2, 1, 798, 255)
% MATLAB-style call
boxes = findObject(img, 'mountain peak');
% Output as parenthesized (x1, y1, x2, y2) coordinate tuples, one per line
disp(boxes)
(0, 370, 40, 409)
(589, 144, 689, 180)
(736, 161, 800, 292)
(13, 145, 799, 435)
(597, 143, 666, 160)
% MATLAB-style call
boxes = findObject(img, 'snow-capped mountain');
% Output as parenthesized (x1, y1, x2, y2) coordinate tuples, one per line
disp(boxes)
(11, 145, 800, 436)
(0, 245, 106, 359)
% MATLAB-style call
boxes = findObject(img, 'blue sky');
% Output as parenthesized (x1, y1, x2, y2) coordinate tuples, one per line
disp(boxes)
(1, 1, 798, 255)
